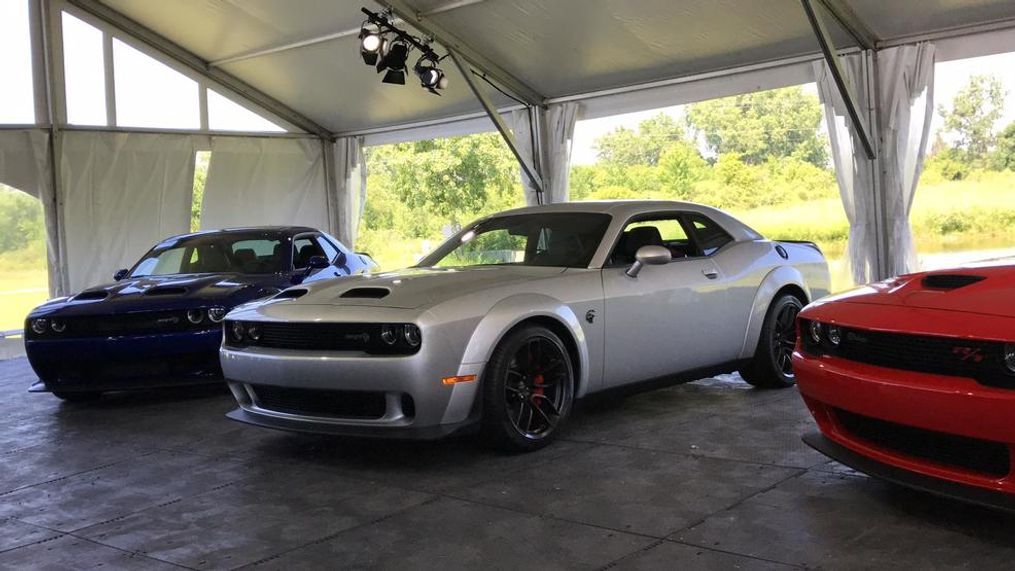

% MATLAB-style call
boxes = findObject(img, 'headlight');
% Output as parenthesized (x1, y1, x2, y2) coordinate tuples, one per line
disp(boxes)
(403, 324, 421, 347)
(50, 319, 66, 333)
(31, 319, 48, 335)
(247, 324, 262, 342)
(1004, 344, 1015, 374)
(826, 325, 842, 346)
(380, 324, 398, 345)
(808, 321, 822, 344)
(229, 321, 245, 343)
(186, 309, 204, 324)
(207, 307, 227, 323)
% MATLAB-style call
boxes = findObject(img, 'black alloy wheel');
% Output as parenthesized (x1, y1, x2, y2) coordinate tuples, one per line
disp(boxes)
(481, 325, 574, 452)
(739, 294, 804, 389)
(771, 301, 800, 378)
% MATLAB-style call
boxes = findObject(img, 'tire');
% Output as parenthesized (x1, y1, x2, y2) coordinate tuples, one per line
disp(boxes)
(480, 325, 575, 453)
(52, 390, 102, 402)
(739, 294, 804, 389)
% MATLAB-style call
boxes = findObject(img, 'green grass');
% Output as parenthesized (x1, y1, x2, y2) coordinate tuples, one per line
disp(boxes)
(0, 268, 48, 330)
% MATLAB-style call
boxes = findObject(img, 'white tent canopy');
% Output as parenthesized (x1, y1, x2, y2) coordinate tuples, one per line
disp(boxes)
(3, 0, 1015, 297)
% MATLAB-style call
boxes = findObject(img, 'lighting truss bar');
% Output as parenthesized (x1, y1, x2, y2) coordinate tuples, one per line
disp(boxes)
(801, 0, 876, 160)
(450, 50, 544, 200)
(67, 0, 332, 139)
(361, 7, 440, 60)
(379, 0, 543, 107)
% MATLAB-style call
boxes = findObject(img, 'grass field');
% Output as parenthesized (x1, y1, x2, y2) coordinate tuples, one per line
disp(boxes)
(0, 269, 48, 331)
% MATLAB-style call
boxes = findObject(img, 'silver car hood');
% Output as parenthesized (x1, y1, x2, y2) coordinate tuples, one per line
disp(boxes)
(290, 266, 569, 309)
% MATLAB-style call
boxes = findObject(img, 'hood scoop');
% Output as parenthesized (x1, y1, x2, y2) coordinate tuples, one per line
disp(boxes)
(921, 274, 985, 290)
(73, 290, 108, 301)
(274, 288, 308, 300)
(340, 287, 390, 299)
(144, 286, 188, 296)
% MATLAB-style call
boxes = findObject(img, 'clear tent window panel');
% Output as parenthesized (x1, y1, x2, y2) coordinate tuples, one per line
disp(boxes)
(208, 90, 285, 133)
(0, 0, 35, 124)
(63, 12, 107, 126)
(113, 39, 199, 129)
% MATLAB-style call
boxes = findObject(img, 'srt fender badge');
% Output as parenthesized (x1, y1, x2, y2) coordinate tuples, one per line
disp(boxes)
(585, 309, 596, 324)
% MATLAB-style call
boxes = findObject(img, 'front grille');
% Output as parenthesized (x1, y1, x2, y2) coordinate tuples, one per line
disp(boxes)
(28, 310, 216, 339)
(800, 321, 1015, 389)
(834, 408, 1010, 477)
(250, 385, 387, 419)
(47, 353, 222, 385)
(224, 321, 421, 355)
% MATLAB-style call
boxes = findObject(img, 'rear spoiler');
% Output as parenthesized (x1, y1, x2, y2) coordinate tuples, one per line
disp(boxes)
(777, 240, 822, 254)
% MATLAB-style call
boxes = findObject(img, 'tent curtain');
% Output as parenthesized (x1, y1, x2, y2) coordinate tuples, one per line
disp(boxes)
(201, 137, 329, 232)
(509, 102, 581, 205)
(60, 132, 196, 292)
(878, 43, 935, 277)
(814, 55, 878, 285)
(0, 130, 64, 296)
(332, 136, 367, 248)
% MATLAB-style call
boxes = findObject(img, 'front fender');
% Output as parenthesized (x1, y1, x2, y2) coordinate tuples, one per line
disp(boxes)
(739, 265, 811, 359)
(458, 293, 591, 398)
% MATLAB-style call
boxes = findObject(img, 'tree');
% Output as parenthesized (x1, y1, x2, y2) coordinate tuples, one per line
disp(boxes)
(657, 141, 709, 198)
(938, 74, 1005, 161)
(684, 86, 828, 167)
(595, 113, 685, 166)
(990, 121, 1015, 171)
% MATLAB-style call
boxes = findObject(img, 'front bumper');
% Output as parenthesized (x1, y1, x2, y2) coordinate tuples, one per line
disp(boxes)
(795, 351, 1015, 499)
(221, 344, 483, 437)
(25, 329, 223, 392)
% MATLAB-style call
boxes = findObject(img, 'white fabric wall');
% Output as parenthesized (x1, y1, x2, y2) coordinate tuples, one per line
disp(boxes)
(814, 55, 879, 285)
(61, 132, 196, 291)
(332, 136, 367, 248)
(509, 102, 581, 205)
(0, 130, 65, 295)
(878, 44, 935, 277)
(201, 137, 329, 231)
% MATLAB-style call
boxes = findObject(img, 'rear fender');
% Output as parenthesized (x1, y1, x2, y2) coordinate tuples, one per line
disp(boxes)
(740, 266, 810, 359)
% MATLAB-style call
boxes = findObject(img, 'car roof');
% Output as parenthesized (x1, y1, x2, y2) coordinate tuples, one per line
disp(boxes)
(167, 226, 320, 241)
(484, 200, 762, 241)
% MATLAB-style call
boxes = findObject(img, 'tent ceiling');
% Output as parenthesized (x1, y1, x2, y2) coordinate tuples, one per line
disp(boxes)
(97, 0, 1015, 135)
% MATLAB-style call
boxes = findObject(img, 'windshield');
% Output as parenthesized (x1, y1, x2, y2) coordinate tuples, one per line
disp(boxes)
(419, 213, 612, 269)
(130, 232, 287, 277)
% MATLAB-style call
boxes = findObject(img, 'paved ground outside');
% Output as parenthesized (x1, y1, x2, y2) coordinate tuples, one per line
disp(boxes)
(1, 357, 1014, 570)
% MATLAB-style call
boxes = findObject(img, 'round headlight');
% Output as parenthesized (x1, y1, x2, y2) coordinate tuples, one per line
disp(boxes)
(827, 325, 842, 346)
(247, 325, 262, 342)
(207, 307, 227, 323)
(186, 309, 204, 324)
(808, 321, 822, 344)
(380, 324, 398, 345)
(229, 321, 245, 342)
(31, 318, 48, 335)
(403, 324, 421, 347)
(1004, 344, 1015, 374)
(50, 319, 66, 333)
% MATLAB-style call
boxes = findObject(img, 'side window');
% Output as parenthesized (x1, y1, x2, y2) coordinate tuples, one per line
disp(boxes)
(686, 215, 733, 256)
(610, 216, 695, 266)
(314, 235, 340, 263)
(292, 236, 325, 269)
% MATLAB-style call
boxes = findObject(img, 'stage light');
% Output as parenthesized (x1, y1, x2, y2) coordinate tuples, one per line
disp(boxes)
(414, 55, 448, 95)
(377, 39, 410, 85)
(359, 22, 383, 65)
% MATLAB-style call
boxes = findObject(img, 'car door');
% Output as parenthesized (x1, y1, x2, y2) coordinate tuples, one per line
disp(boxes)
(602, 214, 731, 387)
(291, 234, 334, 283)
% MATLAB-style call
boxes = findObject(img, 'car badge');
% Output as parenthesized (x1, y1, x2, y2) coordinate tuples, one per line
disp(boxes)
(585, 309, 596, 324)
(344, 333, 370, 343)
(952, 346, 985, 363)
(155, 316, 179, 326)
(845, 332, 867, 344)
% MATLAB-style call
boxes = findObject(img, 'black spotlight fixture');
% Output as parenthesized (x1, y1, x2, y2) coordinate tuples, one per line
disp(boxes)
(414, 55, 448, 95)
(376, 38, 410, 85)
(358, 21, 383, 65)
(358, 7, 448, 95)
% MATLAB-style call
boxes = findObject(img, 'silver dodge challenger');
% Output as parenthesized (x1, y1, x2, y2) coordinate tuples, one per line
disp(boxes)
(221, 201, 830, 451)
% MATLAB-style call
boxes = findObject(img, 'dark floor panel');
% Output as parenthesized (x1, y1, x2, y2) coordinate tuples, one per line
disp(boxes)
(249, 497, 653, 570)
(455, 443, 800, 537)
(611, 541, 797, 570)
(0, 517, 61, 553)
(0, 535, 181, 570)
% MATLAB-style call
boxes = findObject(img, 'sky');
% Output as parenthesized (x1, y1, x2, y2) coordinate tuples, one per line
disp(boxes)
(1, 0, 1014, 153)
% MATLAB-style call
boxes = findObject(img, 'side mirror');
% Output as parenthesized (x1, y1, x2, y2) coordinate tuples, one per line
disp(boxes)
(626, 245, 671, 278)
(307, 255, 329, 270)
(113, 269, 129, 281)
(335, 251, 347, 267)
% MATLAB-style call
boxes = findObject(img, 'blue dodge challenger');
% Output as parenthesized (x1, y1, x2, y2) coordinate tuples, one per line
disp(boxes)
(25, 226, 373, 401)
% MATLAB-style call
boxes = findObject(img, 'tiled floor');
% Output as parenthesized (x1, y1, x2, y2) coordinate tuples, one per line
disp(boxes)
(2, 357, 1014, 570)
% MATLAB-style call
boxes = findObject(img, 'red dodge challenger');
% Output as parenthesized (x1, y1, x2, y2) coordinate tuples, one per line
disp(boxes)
(795, 262, 1015, 510)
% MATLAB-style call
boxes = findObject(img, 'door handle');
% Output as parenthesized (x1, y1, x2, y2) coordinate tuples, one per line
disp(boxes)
(702, 267, 719, 279)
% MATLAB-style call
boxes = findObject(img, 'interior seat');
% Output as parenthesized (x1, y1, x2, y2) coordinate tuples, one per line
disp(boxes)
(293, 244, 320, 269)
(614, 226, 664, 265)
